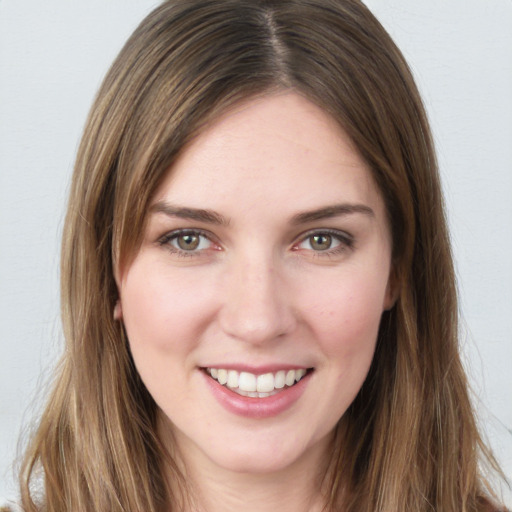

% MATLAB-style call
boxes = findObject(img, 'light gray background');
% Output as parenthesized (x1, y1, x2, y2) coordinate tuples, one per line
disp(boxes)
(1, 0, 511, 506)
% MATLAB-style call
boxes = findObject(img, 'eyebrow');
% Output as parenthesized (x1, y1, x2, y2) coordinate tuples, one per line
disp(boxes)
(151, 201, 374, 227)
(290, 203, 374, 224)
(150, 201, 230, 226)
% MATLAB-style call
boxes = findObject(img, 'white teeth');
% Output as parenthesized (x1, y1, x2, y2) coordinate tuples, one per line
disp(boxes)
(206, 367, 309, 396)
(227, 370, 238, 388)
(274, 370, 285, 389)
(285, 370, 296, 387)
(295, 368, 306, 381)
(238, 372, 257, 392)
(257, 372, 275, 393)
(217, 369, 228, 385)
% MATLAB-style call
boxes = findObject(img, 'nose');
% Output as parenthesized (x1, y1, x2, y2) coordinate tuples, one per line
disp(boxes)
(218, 254, 296, 345)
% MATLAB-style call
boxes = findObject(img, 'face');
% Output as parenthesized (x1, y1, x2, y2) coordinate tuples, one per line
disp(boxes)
(116, 92, 395, 477)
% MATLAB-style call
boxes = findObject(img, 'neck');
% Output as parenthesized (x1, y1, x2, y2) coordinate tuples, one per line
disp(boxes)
(161, 423, 335, 512)
(190, 454, 327, 512)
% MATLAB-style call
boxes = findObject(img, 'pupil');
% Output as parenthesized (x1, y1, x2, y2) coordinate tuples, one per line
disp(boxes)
(311, 234, 331, 250)
(178, 234, 199, 250)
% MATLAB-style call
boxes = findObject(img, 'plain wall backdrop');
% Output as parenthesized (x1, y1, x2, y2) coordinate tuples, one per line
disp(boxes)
(1, 0, 511, 506)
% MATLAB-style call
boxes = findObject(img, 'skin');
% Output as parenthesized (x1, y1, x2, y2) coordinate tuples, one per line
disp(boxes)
(116, 91, 395, 512)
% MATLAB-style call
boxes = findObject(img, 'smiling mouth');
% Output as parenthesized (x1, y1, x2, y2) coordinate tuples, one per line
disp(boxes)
(203, 367, 313, 398)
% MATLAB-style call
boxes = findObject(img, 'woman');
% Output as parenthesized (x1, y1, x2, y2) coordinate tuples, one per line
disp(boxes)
(16, 0, 507, 510)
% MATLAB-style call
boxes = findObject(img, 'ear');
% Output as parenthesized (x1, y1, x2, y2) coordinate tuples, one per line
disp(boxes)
(112, 254, 124, 321)
(113, 299, 123, 321)
(383, 267, 400, 311)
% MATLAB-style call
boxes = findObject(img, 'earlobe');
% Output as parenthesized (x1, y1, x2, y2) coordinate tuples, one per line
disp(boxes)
(113, 299, 123, 321)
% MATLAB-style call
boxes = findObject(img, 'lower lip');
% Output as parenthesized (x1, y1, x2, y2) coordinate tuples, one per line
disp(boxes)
(201, 370, 311, 419)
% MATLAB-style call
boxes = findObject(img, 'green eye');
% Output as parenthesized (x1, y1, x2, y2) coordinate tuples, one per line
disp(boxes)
(160, 230, 214, 254)
(309, 234, 333, 251)
(294, 229, 353, 255)
(176, 234, 200, 251)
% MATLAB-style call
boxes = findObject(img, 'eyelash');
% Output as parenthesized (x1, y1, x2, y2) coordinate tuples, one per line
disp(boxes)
(157, 228, 354, 258)
(292, 229, 354, 258)
(158, 229, 218, 257)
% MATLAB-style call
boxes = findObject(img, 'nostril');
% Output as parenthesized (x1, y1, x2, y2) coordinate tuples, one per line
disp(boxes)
(219, 307, 295, 344)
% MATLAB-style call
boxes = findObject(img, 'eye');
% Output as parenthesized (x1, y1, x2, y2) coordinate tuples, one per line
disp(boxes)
(173, 233, 205, 251)
(293, 229, 353, 255)
(159, 229, 218, 255)
(305, 233, 339, 251)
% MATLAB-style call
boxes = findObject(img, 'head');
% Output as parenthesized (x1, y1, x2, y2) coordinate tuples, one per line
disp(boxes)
(56, 0, 466, 509)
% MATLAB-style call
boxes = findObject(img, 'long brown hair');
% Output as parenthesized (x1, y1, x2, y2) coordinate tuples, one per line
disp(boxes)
(19, 1, 505, 510)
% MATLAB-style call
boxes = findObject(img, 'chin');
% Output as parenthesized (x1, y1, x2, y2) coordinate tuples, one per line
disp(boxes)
(210, 448, 301, 475)
(203, 430, 329, 476)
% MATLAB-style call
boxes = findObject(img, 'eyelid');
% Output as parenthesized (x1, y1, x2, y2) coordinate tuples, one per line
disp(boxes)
(158, 228, 221, 255)
(291, 228, 354, 253)
(157, 227, 354, 258)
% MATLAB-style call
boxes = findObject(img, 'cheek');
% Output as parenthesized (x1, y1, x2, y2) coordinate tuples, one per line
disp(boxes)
(120, 260, 216, 355)
(119, 260, 219, 410)
(300, 266, 388, 356)
(294, 268, 387, 431)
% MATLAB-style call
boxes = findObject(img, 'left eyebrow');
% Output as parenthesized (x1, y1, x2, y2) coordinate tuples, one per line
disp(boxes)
(290, 204, 375, 225)
(150, 201, 230, 226)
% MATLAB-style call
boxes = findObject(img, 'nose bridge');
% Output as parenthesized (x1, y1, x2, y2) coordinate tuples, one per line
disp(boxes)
(219, 248, 295, 344)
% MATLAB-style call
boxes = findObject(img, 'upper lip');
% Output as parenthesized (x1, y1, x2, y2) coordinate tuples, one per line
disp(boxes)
(200, 364, 313, 374)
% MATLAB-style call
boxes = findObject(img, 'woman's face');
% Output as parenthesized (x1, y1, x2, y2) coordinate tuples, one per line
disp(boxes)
(116, 92, 395, 476)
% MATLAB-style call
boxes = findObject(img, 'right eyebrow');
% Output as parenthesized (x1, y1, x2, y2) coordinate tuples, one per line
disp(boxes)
(150, 201, 231, 226)
(290, 203, 375, 225)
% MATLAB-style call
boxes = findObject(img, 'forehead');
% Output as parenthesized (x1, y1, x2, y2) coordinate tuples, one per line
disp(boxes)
(152, 91, 384, 220)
